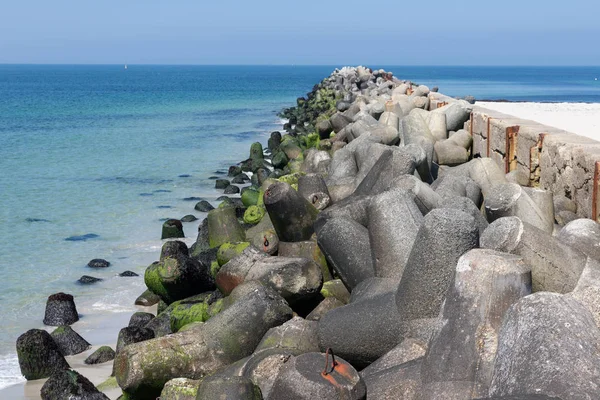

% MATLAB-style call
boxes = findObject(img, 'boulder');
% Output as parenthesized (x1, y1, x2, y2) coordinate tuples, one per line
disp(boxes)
(160, 378, 201, 400)
(389, 174, 442, 215)
(224, 185, 241, 195)
(317, 217, 375, 290)
(134, 289, 161, 307)
(115, 283, 292, 399)
(84, 346, 115, 365)
(194, 200, 214, 212)
(51, 325, 91, 356)
(128, 312, 155, 329)
(349, 277, 397, 304)
(215, 179, 230, 189)
(320, 279, 350, 304)
(484, 183, 554, 234)
(144, 240, 215, 304)
(267, 352, 366, 400)
(41, 369, 109, 400)
(318, 292, 403, 368)
(306, 297, 345, 321)
(43, 292, 79, 326)
(396, 209, 479, 322)
(557, 218, 600, 261)
(489, 293, 600, 399)
(87, 258, 110, 268)
(360, 338, 426, 378)
(432, 173, 482, 207)
(197, 376, 262, 400)
(420, 249, 532, 399)
(119, 270, 139, 277)
(161, 218, 185, 239)
(115, 326, 155, 354)
(255, 316, 320, 355)
(480, 217, 587, 293)
(277, 240, 331, 282)
(16, 329, 70, 380)
(208, 206, 246, 248)
(367, 189, 423, 280)
(216, 250, 323, 307)
(78, 275, 102, 284)
(362, 358, 423, 400)
(297, 173, 330, 211)
(263, 181, 319, 242)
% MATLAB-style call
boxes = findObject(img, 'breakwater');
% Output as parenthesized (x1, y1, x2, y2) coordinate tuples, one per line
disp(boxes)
(13, 66, 600, 399)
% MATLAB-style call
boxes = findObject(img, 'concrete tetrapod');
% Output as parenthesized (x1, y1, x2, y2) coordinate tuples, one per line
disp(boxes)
(267, 352, 366, 400)
(388, 175, 442, 215)
(317, 292, 404, 368)
(297, 173, 331, 211)
(367, 189, 423, 280)
(396, 209, 479, 323)
(420, 249, 532, 399)
(480, 217, 587, 293)
(263, 181, 319, 242)
(557, 218, 600, 261)
(489, 293, 600, 399)
(114, 283, 292, 399)
(484, 183, 554, 234)
(317, 217, 375, 290)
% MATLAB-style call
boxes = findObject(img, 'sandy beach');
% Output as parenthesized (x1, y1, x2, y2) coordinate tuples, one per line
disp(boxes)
(476, 101, 600, 141)
(1, 305, 157, 400)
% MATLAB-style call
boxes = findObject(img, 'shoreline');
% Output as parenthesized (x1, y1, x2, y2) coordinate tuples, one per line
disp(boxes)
(0, 117, 283, 399)
(5, 66, 600, 399)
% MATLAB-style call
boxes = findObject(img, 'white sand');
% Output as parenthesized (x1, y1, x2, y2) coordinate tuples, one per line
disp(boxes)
(0, 304, 157, 400)
(476, 102, 600, 141)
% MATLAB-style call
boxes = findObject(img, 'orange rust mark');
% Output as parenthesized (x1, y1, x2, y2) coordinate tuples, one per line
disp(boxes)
(593, 161, 600, 222)
(486, 117, 493, 157)
(505, 126, 520, 173)
(332, 362, 355, 380)
(320, 372, 340, 387)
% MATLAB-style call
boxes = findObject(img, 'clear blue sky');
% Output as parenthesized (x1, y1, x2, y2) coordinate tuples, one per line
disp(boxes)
(1, 0, 598, 65)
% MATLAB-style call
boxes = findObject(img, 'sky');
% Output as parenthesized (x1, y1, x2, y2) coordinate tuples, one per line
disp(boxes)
(0, 0, 598, 65)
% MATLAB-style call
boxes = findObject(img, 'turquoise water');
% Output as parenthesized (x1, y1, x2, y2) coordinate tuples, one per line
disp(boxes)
(1, 65, 599, 389)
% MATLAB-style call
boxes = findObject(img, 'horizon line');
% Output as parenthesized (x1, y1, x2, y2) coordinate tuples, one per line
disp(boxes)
(0, 63, 599, 68)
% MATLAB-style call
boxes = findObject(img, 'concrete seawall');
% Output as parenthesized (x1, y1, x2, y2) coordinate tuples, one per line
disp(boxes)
(430, 92, 600, 221)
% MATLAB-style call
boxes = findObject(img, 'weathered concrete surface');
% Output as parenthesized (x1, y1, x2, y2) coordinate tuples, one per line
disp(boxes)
(489, 293, 600, 399)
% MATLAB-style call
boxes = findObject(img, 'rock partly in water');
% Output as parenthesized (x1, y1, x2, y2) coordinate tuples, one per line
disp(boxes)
(84, 346, 115, 365)
(78, 275, 102, 284)
(41, 369, 109, 400)
(87, 258, 110, 268)
(51, 325, 91, 356)
(43, 292, 79, 326)
(16, 329, 70, 380)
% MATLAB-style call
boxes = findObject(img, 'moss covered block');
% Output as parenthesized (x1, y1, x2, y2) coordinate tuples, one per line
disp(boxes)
(207, 207, 245, 248)
(243, 205, 265, 225)
(210, 261, 221, 279)
(241, 188, 260, 207)
(277, 173, 303, 187)
(217, 242, 251, 266)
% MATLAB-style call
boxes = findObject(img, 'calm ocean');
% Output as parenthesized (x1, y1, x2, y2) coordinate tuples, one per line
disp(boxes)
(0, 65, 599, 390)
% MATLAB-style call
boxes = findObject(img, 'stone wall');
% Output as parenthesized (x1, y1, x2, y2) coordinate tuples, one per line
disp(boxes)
(463, 103, 600, 221)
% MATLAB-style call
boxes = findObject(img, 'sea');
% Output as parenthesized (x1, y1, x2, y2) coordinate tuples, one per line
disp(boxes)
(0, 65, 599, 392)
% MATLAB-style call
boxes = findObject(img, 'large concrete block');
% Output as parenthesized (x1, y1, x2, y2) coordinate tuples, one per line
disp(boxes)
(395, 209, 479, 322)
(489, 293, 600, 399)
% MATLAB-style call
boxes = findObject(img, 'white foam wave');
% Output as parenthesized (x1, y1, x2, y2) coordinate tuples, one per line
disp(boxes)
(90, 301, 136, 313)
(0, 355, 25, 390)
